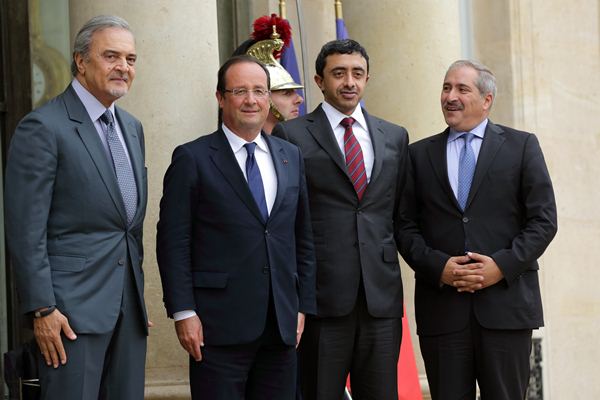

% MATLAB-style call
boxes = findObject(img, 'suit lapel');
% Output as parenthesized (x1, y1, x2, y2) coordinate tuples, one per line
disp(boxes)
(64, 85, 128, 224)
(116, 108, 145, 225)
(209, 130, 266, 224)
(264, 134, 288, 218)
(426, 129, 461, 208)
(363, 109, 384, 187)
(465, 121, 505, 209)
(306, 106, 347, 176)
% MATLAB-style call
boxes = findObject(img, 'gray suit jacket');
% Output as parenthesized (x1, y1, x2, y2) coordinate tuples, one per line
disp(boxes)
(5, 84, 148, 334)
(272, 105, 410, 318)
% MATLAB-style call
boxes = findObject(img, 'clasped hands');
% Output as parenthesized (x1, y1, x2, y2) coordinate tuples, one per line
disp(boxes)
(441, 252, 504, 293)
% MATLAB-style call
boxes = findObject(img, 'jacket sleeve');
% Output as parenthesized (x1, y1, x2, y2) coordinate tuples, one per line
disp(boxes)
(293, 144, 317, 314)
(490, 134, 558, 284)
(5, 111, 58, 313)
(156, 145, 198, 317)
(396, 149, 452, 287)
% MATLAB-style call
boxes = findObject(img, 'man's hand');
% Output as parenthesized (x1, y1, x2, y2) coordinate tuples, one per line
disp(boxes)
(33, 308, 77, 368)
(175, 315, 204, 362)
(441, 255, 480, 287)
(296, 313, 305, 348)
(453, 252, 504, 293)
(451, 252, 504, 292)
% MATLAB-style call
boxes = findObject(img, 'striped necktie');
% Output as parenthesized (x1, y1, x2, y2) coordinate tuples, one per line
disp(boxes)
(340, 117, 367, 200)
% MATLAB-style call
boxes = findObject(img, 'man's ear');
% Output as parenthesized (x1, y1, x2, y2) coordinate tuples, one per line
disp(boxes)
(216, 91, 224, 108)
(314, 74, 323, 91)
(74, 52, 86, 75)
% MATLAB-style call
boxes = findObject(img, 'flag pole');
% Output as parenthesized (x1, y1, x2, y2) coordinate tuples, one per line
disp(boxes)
(335, 0, 343, 20)
(294, 0, 311, 112)
(279, 0, 287, 18)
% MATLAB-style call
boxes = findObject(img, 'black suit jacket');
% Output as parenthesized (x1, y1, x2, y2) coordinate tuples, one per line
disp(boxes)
(399, 121, 557, 336)
(272, 105, 409, 318)
(156, 129, 316, 346)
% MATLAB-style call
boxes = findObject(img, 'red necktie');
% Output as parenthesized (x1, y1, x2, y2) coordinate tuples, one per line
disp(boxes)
(340, 117, 367, 200)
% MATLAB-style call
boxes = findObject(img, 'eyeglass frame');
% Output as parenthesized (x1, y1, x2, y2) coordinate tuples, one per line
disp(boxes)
(223, 88, 271, 98)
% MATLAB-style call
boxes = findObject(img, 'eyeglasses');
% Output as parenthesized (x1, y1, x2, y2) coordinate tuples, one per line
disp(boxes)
(223, 88, 270, 98)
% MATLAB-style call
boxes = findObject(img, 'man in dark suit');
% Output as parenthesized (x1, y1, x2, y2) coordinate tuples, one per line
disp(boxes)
(272, 39, 410, 400)
(4, 15, 148, 400)
(156, 55, 316, 400)
(399, 60, 557, 399)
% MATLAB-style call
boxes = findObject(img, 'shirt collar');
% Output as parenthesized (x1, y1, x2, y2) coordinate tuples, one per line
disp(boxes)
(448, 118, 488, 143)
(221, 123, 269, 154)
(71, 78, 116, 122)
(321, 101, 368, 131)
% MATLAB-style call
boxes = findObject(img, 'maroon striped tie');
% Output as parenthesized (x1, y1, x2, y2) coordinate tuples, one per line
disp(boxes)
(340, 117, 367, 200)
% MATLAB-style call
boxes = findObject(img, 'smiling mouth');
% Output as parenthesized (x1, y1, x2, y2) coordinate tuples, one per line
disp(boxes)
(444, 103, 463, 111)
(110, 75, 129, 83)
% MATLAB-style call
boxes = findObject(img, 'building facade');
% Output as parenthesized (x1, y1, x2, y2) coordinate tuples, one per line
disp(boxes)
(1, 0, 599, 398)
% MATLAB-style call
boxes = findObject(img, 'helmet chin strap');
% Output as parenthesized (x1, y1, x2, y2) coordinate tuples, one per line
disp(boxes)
(270, 98, 285, 121)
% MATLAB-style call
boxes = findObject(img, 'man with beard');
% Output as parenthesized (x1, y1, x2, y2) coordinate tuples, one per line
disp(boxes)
(272, 39, 410, 400)
(399, 60, 557, 399)
(5, 15, 149, 400)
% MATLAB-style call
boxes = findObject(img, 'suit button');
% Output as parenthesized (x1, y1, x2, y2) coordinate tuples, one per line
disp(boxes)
(263, 266, 270, 274)
(264, 229, 269, 236)
(462, 217, 469, 223)
(118, 259, 125, 266)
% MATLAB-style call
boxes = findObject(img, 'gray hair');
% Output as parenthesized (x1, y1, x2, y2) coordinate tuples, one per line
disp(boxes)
(71, 15, 132, 76)
(446, 59, 496, 100)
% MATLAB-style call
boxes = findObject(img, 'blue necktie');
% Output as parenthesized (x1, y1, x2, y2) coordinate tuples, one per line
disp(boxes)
(457, 132, 476, 211)
(100, 109, 138, 225)
(244, 143, 268, 221)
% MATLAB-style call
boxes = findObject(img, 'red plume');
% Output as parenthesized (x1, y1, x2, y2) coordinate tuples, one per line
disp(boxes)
(252, 13, 292, 59)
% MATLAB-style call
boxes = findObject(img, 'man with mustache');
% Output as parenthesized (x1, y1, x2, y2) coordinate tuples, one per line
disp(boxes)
(5, 15, 149, 399)
(399, 60, 557, 399)
(157, 55, 316, 399)
(273, 39, 410, 400)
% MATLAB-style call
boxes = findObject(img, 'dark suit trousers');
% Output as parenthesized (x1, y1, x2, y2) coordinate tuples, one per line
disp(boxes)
(419, 312, 532, 400)
(38, 259, 147, 400)
(190, 290, 296, 400)
(298, 284, 402, 400)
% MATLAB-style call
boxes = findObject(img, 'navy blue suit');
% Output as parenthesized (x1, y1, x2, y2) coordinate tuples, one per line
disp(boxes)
(157, 129, 316, 399)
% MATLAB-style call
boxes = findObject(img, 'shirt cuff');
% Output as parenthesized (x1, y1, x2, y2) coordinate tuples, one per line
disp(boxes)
(173, 310, 196, 321)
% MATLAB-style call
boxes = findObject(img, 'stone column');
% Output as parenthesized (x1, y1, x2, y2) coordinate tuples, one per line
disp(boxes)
(70, 2, 220, 398)
(343, 1, 463, 395)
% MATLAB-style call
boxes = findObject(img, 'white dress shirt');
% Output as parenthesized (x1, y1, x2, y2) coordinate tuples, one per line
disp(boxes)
(173, 125, 278, 322)
(446, 118, 488, 198)
(321, 101, 375, 182)
(221, 124, 278, 214)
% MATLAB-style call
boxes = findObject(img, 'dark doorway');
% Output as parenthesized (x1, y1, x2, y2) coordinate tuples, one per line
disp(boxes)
(1, 0, 34, 396)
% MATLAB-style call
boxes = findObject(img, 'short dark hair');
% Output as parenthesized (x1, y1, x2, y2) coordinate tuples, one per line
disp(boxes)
(216, 55, 270, 94)
(315, 39, 369, 78)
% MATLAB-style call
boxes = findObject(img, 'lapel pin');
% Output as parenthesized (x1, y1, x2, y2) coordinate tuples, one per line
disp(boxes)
(282, 159, 288, 164)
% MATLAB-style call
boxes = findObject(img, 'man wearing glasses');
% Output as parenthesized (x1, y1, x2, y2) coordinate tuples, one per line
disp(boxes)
(156, 55, 316, 400)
